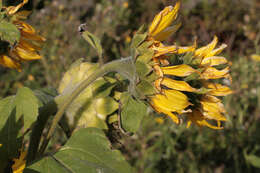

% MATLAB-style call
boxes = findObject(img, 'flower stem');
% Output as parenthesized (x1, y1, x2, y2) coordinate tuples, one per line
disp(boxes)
(39, 57, 135, 154)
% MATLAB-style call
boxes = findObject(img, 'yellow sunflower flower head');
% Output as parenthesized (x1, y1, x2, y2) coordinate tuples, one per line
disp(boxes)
(0, 0, 45, 71)
(132, 2, 232, 129)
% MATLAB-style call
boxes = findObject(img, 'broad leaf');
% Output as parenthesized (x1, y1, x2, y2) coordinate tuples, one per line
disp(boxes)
(26, 128, 134, 173)
(0, 20, 20, 45)
(120, 93, 148, 133)
(15, 87, 39, 130)
(0, 88, 39, 171)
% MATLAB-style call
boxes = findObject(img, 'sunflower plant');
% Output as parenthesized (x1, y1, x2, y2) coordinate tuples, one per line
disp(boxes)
(0, 0, 232, 172)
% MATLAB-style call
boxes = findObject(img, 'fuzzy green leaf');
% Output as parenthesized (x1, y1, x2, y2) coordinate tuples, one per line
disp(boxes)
(0, 20, 20, 45)
(120, 93, 148, 133)
(135, 60, 152, 78)
(136, 80, 157, 97)
(15, 87, 39, 130)
(26, 128, 134, 173)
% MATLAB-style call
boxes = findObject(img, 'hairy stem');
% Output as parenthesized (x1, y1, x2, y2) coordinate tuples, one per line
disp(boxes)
(39, 57, 134, 154)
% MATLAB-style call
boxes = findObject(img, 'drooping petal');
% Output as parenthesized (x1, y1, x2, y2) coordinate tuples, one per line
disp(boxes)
(14, 46, 41, 60)
(153, 22, 181, 41)
(154, 44, 195, 57)
(161, 77, 196, 92)
(205, 44, 227, 58)
(6, 0, 29, 15)
(201, 56, 228, 66)
(19, 38, 42, 51)
(200, 66, 229, 79)
(150, 89, 191, 114)
(200, 98, 227, 121)
(194, 36, 218, 58)
(162, 64, 198, 77)
(186, 110, 223, 129)
(0, 55, 21, 71)
(204, 83, 233, 96)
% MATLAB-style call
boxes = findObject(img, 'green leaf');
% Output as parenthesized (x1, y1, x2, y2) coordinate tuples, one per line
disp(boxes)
(120, 93, 148, 133)
(245, 154, 260, 168)
(0, 87, 39, 171)
(96, 97, 119, 116)
(0, 96, 23, 172)
(137, 49, 154, 63)
(136, 80, 157, 97)
(135, 60, 152, 78)
(184, 72, 200, 81)
(82, 30, 103, 57)
(15, 87, 39, 130)
(137, 41, 153, 54)
(34, 88, 57, 107)
(0, 20, 20, 45)
(26, 128, 134, 173)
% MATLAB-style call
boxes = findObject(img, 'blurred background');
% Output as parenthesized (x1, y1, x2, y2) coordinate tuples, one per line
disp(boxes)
(1, 0, 260, 172)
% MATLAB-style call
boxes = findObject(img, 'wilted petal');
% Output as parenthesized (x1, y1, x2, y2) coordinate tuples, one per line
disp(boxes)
(204, 83, 232, 96)
(162, 64, 198, 77)
(0, 55, 21, 71)
(195, 36, 218, 58)
(187, 110, 223, 129)
(205, 44, 227, 58)
(200, 66, 229, 79)
(153, 22, 181, 41)
(14, 46, 41, 60)
(201, 56, 228, 66)
(161, 77, 196, 92)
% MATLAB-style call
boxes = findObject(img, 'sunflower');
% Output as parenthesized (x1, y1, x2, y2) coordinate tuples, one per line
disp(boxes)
(136, 0, 232, 129)
(0, 0, 45, 71)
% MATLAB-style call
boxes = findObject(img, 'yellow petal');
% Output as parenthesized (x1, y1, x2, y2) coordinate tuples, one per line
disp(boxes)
(201, 56, 228, 66)
(204, 44, 227, 58)
(194, 36, 218, 58)
(162, 64, 197, 77)
(154, 45, 195, 57)
(0, 55, 21, 71)
(14, 20, 35, 34)
(187, 110, 223, 129)
(202, 111, 227, 121)
(150, 89, 190, 114)
(161, 77, 196, 92)
(19, 38, 42, 51)
(201, 99, 225, 114)
(204, 83, 233, 96)
(149, 1, 180, 40)
(14, 46, 41, 60)
(21, 31, 46, 42)
(6, 0, 28, 15)
(200, 99, 227, 121)
(151, 101, 180, 124)
(153, 22, 181, 41)
(200, 66, 229, 79)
